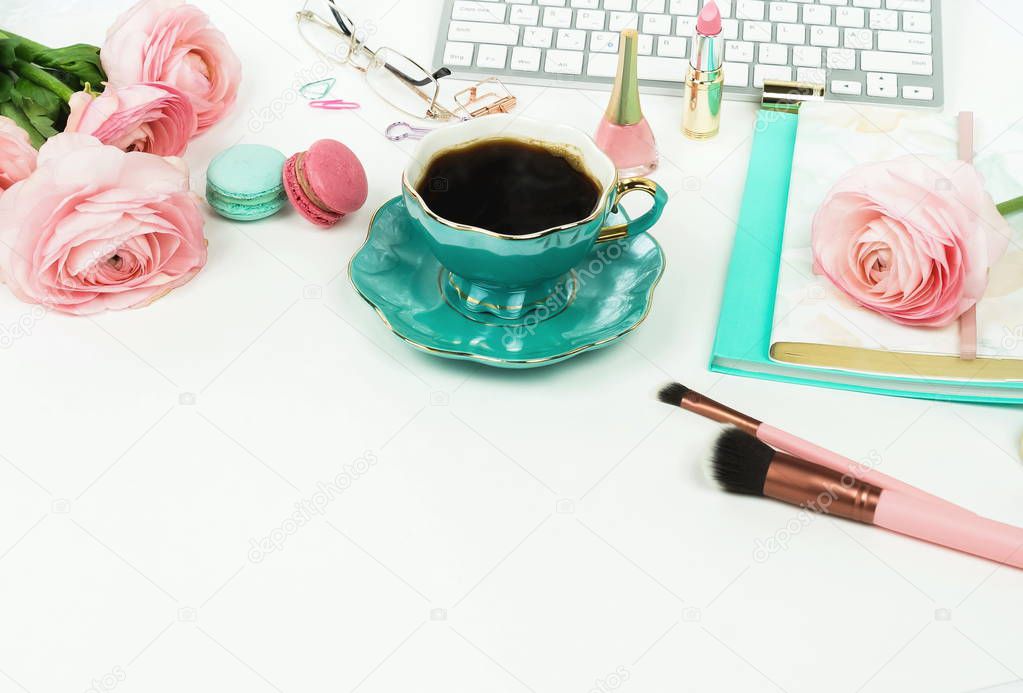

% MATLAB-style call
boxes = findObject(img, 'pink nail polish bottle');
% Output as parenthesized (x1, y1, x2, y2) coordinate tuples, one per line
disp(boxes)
(595, 28, 658, 177)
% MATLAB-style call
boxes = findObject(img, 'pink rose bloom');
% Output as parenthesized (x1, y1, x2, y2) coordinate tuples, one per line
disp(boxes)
(0, 134, 207, 315)
(102, 0, 242, 134)
(0, 116, 38, 190)
(65, 83, 197, 157)
(812, 155, 1011, 327)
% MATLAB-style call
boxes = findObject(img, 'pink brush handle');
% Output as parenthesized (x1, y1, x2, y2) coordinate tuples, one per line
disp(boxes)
(758, 424, 971, 515)
(875, 491, 1023, 569)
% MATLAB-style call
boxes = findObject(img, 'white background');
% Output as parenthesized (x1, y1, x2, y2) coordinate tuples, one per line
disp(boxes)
(1, 1, 1022, 692)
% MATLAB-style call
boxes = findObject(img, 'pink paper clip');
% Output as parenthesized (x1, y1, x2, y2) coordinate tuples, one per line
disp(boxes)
(308, 99, 361, 111)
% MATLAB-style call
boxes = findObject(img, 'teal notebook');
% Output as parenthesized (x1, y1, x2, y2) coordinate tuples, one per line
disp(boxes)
(710, 109, 1023, 405)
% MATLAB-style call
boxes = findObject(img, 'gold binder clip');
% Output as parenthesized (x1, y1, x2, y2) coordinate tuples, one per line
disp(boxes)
(762, 80, 825, 114)
(454, 78, 518, 118)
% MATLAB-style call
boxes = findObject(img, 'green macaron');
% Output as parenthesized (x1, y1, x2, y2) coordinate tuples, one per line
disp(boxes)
(206, 144, 288, 221)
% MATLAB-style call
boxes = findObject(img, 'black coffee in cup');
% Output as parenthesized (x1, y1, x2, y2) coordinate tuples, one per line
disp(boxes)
(416, 138, 602, 236)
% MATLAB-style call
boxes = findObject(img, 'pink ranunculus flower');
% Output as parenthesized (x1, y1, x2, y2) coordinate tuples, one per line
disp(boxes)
(0, 134, 207, 315)
(0, 116, 38, 191)
(812, 155, 1012, 327)
(65, 83, 197, 157)
(102, 0, 242, 134)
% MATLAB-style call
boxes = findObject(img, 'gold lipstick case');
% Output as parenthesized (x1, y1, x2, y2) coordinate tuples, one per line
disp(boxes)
(683, 68, 723, 140)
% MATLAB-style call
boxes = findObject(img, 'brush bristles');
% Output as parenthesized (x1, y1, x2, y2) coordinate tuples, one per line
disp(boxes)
(711, 428, 775, 496)
(658, 382, 689, 406)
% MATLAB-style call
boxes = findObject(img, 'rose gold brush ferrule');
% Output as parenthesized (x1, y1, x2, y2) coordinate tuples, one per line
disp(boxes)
(764, 452, 882, 524)
(679, 390, 761, 437)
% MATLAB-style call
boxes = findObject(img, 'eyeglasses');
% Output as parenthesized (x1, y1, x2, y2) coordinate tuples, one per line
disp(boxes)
(296, 1, 461, 122)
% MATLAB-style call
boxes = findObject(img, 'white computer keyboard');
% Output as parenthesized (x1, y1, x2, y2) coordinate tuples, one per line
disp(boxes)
(434, 0, 942, 107)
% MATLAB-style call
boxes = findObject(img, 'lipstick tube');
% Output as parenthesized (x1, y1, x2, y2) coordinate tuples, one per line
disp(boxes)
(683, 3, 724, 140)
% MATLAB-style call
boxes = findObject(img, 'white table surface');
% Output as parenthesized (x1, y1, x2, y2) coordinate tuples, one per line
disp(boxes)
(1, 1, 1021, 691)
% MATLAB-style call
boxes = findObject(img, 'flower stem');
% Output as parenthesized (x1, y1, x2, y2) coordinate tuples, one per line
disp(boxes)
(0, 30, 52, 60)
(998, 195, 1023, 218)
(12, 58, 73, 102)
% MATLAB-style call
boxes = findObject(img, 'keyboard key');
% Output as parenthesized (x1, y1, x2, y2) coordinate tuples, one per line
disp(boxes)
(802, 5, 832, 24)
(736, 0, 766, 20)
(670, 0, 699, 14)
(509, 5, 540, 25)
(826, 47, 855, 69)
(877, 30, 931, 53)
(524, 27, 554, 47)
(743, 20, 773, 41)
(452, 1, 506, 23)
(511, 46, 542, 71)
(868, 9, 898, 29)
(796, 67, 826, 84)
(902, 85, 933, 100)
(572, 0, 600, 7)
(721, 18, 740, 39)
(844, 28, 872, 50)
(545, 49, 584, 74)
(477, 44, 508, 68)
(637, 55, 687, 80)
(590, 31, 620, 52)
(886, 0, 929, 10)
(903, 12, 931, 33)
(835, 7, 865, 26)
(576, 9, 606, 29)
(448, 21, 520, 45)
(638, 34, 655, 54)
(725, 40, 755, 61)
(558, 29, 587, 49)
(759, 43, 788, 64)
(792, 45, 822, 66)
(753, 64, 792, 87)
(866, 71, 897, 97)
(853, 0, 882, 7)
(809, 25, 840, 47)
(609, 11, 639, 30)
(586, 53, 618, 77)
(644, 13, 673, 34)
(860, 50, 932, 74)
(769, 2, 798, 23)
(657, 36, 688, 57)
(831, 79, 864, 95)
(443, 41, 474, 67)
(604, 0, 634, 10)
(777, 23, 806, 44)
(676, 16, 697, 36)
(723, 61, 749, 86)
(543, 7, 573, 27)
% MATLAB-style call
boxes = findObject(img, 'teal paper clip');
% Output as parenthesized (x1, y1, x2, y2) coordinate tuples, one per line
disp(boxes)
(299, 78, 336, 100)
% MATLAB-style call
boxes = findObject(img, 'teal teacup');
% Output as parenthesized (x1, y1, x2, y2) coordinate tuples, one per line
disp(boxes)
(402, 115, 667, 322)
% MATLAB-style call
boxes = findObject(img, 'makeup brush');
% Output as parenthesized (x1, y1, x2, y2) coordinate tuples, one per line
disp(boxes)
(711, 429, 1023, 569)
(659, 383, 968, 514)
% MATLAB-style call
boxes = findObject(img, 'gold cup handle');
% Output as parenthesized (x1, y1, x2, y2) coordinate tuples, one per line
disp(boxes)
(597, 177, 668, 243)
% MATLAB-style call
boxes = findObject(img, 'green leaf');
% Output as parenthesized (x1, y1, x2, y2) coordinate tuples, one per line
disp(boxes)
(35, 44, 105, 89)
(0, 39, 17, 68)
(13, 77, 63, 118)
(0, 71, 12, 103)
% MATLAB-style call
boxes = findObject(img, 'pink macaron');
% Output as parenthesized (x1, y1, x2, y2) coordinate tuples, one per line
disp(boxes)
(283, 139, 368, 228)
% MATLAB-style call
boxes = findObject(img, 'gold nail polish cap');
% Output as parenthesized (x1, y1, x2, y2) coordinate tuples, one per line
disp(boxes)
(605, 29, 644, 126)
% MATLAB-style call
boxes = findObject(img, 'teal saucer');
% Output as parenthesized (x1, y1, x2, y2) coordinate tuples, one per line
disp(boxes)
(349, 197, 666, 369)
